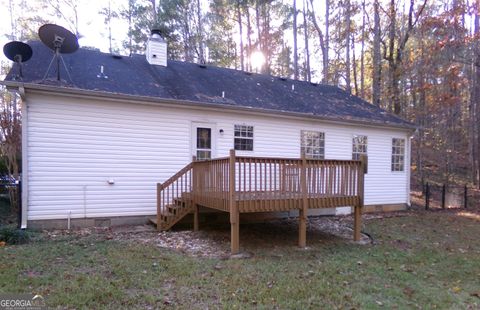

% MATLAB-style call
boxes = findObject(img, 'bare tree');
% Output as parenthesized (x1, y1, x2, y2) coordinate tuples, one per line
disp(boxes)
(293, 0, 299, 79)
(469, 1, 479, 185)
(303, 0, 311, 82)
(384, 0, 427, 115)
(237, 1, 245, 70)
(0, 89, 21, 210)
(372, 0, 381, 106)
(309, 0, 329, 83)
(99, 1, 118, 54)
(196, 0, 205, 63)
(360, 0, 366, 98)
(345, 0, 351, 92)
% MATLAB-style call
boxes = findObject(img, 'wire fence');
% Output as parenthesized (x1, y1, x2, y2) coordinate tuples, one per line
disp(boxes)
(422, 183, 471, 210)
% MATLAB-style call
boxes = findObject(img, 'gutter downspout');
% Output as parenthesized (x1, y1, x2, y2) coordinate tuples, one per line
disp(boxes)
(19, 86, 28, 229)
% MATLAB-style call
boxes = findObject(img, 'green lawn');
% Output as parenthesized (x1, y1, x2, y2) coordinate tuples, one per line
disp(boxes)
(1, 210, 479, 309)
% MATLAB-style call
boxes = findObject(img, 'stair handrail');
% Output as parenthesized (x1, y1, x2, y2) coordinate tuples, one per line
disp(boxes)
(156, 162, 194, 229)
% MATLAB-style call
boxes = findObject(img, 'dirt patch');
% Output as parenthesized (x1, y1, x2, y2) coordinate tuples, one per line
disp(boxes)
(42, 216, 373, 258)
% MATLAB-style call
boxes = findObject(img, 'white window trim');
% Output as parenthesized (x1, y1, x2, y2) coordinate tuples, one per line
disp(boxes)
(300, 130, 325, 159)
(391, 137, 406, 173)
(191, 122, 216, 160)
(352, 134, 368, 160)
(234, 124, 254, 152)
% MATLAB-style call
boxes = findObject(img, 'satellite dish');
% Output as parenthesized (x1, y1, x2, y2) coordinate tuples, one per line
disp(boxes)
(3, 41, 33, 62)
(39, 24, 79, 54)
(3, 41, 33, 79)
(38, 24, 78, 82)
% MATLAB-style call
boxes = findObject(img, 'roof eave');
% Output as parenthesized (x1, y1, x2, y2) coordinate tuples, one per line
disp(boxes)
(1, 80, 417, 132)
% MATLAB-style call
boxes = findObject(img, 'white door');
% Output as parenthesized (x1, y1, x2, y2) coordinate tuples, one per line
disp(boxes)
(192, 123, 216, 160)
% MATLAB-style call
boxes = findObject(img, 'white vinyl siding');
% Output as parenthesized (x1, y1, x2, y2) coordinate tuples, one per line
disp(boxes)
(26, 93, 411, 220)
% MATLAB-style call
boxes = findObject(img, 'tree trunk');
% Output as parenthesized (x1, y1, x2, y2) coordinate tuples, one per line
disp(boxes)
(470, 4, 480, 185)
(352, 34, 359, 95)
(263, 4, 271, 75)
(345, 0, 351, 92)
(303, 0, 311, 82)
(246, 5, 253, 71)
(293, 0, 299, 79)
(360, 0, 365, 98)
(388, 0, 396, 112)
(372, 0, 381, 106)
(309, 0, 329, 83)
(196, 0, 204, 63)
(475, 10, 480, 188)
(255, 0, 262, 72)
(325, 0, 330, 83)
(237, 1, 244, 71)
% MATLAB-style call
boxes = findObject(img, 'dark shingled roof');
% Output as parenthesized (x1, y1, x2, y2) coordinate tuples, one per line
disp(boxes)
(4, 41, 414, 129)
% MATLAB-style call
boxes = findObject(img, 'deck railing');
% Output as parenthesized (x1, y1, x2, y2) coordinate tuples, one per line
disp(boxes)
(156, 162, 194, 227)
(191, 157, 230, 211)
(157, 150, 366, 253)
(187, 151, 365, 211)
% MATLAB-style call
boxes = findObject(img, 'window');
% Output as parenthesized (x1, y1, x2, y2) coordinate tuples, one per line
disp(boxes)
(391, 138, 405, 172)
(196, 127, 212, 160)
(301, 130, 325, 159)
(234, 125, 254, 151)
(352, 135, 367, 160)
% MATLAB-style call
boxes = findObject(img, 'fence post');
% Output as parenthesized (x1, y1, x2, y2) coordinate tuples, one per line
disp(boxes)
(229, 149, 239, 254)
(425, 182, 430, 210)
(464, 184, 468, 209)
(17, 180, 22, 229)
(299, 151, 308, 248)
(441, 184, 446, 209)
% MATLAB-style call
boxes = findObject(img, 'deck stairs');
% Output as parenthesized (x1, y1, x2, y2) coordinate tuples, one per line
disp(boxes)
(150, 195, 193, 230)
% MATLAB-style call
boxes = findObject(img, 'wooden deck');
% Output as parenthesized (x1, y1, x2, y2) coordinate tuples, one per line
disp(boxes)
(155, 150, 367, 254)
(183, 191, 359, 213)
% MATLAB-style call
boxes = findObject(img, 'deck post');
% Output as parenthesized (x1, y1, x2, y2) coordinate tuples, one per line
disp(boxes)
(192, 155, 199, 231)
(156, 183, 162, 231)
(299, 152, 308, 248)
(354, 155, 367, 241)
(193, 205, 199, 231)
(229, 149, 239, 254)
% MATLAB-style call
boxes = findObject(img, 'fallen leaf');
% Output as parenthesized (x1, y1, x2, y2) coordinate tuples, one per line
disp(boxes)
(403, 286, 415, 298)
(452, 286, 461, 293)
(0, 241, 5, 247)
(469, 291, 480, 299)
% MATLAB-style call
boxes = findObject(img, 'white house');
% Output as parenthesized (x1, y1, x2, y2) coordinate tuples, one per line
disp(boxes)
(2, 33, 414, 230)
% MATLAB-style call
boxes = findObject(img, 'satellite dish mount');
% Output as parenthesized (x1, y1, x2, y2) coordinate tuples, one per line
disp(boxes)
(38, 24, 79, 82)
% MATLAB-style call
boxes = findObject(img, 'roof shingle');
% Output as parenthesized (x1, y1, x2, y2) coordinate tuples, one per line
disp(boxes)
(4, 41, 413, 129)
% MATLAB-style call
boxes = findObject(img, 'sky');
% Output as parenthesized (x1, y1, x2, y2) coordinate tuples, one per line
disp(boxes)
(0, 0, 323, 79)
(0, 0, 130, 64)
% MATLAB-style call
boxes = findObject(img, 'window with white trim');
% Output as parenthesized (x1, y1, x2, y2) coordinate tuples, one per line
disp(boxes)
(391, 138, 405, 171)
(234, 125, 254, 151)
(352, 135, 367, 160)
(301, 130, 325, 159)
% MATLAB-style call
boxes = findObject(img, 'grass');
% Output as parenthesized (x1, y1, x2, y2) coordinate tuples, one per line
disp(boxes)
(0, 210, 479, 309)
